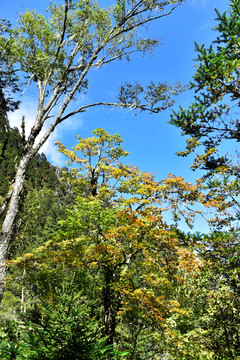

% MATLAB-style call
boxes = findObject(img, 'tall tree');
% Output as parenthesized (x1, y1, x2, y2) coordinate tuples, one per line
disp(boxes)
(10, 129, 201, 358)
(171, 0, 240, 156)
(0, 0, 184, 301)
(169, 2, 240, 357)
(170, 0, 240, 228)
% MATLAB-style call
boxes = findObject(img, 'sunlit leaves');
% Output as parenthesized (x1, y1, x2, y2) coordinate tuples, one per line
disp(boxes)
(0, 0, 184, 106)
(170, 1, 240, 232)
(9, 129, 202, 357)
(181, 231, 240, 359)
(171, 0, 240, 151)
(117, 81, 184, 112)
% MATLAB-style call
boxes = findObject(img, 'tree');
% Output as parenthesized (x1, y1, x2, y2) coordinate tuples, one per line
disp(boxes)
(169, 1, 240, 357)
(0, 26, 20, 168)
(22, 277, 114, 360)
(161, 231, 240, 360)
(0, 115, 73, 257)
(170, 0, 240, 229)
(171, 0, 240, 158)
(9, 129, 201, 358)
(0, 276, 119, 360)
(0, 0, 184, 301)
(194, 231, 240, 359)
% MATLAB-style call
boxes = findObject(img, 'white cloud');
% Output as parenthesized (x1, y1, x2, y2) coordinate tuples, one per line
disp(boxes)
(191, 0, 207, 8)
(41, 116, 84, 166)
(40, 127, 66, 166)
(8, 100, 37, 137)
(8, 99, 83, 166)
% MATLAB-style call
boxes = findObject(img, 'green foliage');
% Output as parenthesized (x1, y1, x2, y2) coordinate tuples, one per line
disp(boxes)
(0, 0, 184, 116)
(193, 232, 240, 359)
(9, 129, 203, 359)
(117, 81, 184, 113)
(0, 126, 22, 197)
(0, 24, 20, 113)
(0, 341, 28, 360)
(2, 2, 240, 358)
(171, 0, 240, 147)
(0, 103, 73, 255)
(168, 3, 240, 357)
(0, 275, 124, 360)
(11, 188, 63, 256)
(170, 0, 240, 233)
(0, 0, 186, 307)
(21, 276, 112, 360)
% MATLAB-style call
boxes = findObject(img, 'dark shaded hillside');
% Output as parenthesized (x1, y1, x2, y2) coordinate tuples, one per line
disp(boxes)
(0, 95, 72, 257)
(0, 89, 10, 161)
(0, 99, 60, 197)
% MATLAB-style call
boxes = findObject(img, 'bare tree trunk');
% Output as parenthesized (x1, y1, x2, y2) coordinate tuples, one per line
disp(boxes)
(102, 267, 118, 360)
(0, 151, 33, 302)
(0, 89, 10, 165)
(21, 268, 27, 313)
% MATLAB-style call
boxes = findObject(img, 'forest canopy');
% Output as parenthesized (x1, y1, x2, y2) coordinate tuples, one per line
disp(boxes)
(0, 0, 239, 359)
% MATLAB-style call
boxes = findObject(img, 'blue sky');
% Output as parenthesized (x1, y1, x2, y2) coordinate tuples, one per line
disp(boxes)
(1, 0, 229, 230)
